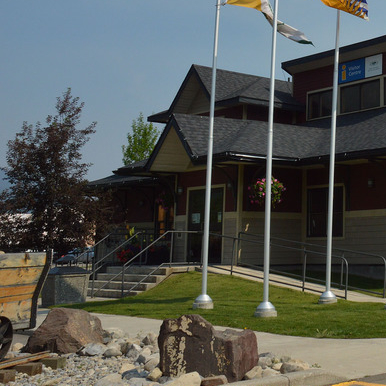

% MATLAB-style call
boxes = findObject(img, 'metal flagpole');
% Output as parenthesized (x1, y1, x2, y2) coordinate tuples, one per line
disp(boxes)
(254, 0, 278, 318)
(319, 10, 340, 304)
(193, 0, 222, 309)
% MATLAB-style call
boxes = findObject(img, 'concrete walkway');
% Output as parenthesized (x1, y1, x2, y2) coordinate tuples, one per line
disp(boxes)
(14, 266, 386, 384)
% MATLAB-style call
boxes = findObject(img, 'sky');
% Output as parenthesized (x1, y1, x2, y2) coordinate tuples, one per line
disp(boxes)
(1, 0, 385, 190)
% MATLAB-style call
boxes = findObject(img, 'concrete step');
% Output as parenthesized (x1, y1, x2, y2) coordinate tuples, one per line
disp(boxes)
(106, 266, 171, 276)
(96, 273, 165, 283)
(89, 280, 157, 292)
(87, 288, 139, 298)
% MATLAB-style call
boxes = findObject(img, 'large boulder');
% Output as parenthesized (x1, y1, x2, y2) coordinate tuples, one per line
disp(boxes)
(158, 314, 258, 382)
(24, 308, 104, 354)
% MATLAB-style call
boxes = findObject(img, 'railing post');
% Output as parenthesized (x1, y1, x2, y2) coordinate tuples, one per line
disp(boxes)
(121, 263, 125, 297)
(340, 253, 344, 289)
(302, 247, 307, 292)
(231, 238, 236, 276)
(139, 235, 143, 266)
(169, 232, 174, 267)
(383, 258, 386, 298)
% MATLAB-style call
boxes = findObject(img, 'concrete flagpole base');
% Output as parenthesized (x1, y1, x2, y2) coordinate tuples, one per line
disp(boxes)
(318, 291, 337, 304)
(254, 301, 277, 318)
(193, 294, 214, 309)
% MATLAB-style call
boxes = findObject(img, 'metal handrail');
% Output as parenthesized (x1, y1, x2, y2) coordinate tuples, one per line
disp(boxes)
(90, 230, 200, 297)
(90, 231, 145, 296)
(237, 231, 386, 298)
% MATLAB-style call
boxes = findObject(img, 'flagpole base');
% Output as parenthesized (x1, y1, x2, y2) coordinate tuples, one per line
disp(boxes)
(193, 294, 214, 309)
(254, 301, 277, 318)
(318, 291, 337, 304)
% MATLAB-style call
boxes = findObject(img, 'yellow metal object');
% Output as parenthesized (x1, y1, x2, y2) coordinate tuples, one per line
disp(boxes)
(333, 382, 386, 386)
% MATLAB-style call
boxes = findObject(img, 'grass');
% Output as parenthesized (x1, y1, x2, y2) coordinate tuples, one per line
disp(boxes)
(64, 271, 386, 339)
(284, 269, 385, 296)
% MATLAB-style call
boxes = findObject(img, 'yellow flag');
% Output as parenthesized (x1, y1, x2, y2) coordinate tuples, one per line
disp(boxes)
(227, 0, 268, 13)
(320, 0, 368, 20)
(226, 0, 312, 44)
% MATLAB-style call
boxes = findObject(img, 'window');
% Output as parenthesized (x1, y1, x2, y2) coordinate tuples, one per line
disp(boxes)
(307, 90, 332, 120)
(307, 186, 343, 238)
(340, 79, 380, 114)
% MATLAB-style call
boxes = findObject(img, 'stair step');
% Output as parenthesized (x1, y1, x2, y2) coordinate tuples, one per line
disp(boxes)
(96, 273, 163, 283)
(87, 288, 139, 298)
(106, 266, 170, 276)
(89, 280, 156, 291)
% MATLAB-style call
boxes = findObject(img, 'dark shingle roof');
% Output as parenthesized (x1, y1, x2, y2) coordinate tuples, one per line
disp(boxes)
(88, 174, 153, 188)
(170, 109, 386, 165)
(149, 65, 303, 123)
(193, 65, 300, 109)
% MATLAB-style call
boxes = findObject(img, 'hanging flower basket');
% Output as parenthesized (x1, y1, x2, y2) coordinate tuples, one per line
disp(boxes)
(248, 177, 286, 207)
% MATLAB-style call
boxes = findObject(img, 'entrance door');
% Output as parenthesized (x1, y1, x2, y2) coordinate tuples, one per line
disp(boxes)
(187, 188, 223, 263)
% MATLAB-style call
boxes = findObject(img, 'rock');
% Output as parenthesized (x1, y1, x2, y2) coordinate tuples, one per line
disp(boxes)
(280, 359, 310, 374)
(201, 375, 229, 385)
(142, 332, 158, 347)
(119, 362, 136, 373)
(103, 347, 122, 357)
(262, 368, 279, 377)
(126, 343, 142, 361)
(272, 362, 282, 371)
(158, 314, 258, 383)
(104, 327, 126, 340)
(147, 367, 162, 381)
(79, 343, 106, 356)
(129, 377, 153, 386)
(144, 357, 159, 372)
(122, 368, 148, 380)
(11, 343, 24, 352)
(94, 373, 125, 386)
(243, 366, 263, 380)
(167, 371, 202, 386)
(258, 356, 272, 368)
(23, 308, 104, 354)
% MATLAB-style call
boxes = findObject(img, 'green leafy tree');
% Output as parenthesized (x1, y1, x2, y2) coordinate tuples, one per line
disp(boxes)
(122, 112, 159, 165)
(0, 88, 110, 254)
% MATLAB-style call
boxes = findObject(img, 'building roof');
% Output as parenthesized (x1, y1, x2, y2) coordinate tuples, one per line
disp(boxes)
(148, 64, 303, 123)
(147, 109, 386, 169)
(282, 35, 386, 76)
(88, 173, 155, 188)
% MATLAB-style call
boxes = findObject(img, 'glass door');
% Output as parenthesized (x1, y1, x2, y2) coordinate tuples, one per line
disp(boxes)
(187, 188, 223, 263)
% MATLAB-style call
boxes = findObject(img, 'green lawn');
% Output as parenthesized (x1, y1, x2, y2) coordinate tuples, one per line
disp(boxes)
(65, 271, 386, 339)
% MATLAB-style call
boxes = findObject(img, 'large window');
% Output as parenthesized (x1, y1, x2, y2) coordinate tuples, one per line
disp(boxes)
(340, 79, 380, 114)
(307, 186, 344, 238)
(307, 89, 332, 120)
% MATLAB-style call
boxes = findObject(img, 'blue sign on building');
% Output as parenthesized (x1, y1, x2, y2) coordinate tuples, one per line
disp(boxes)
(339, 58, 365, 84)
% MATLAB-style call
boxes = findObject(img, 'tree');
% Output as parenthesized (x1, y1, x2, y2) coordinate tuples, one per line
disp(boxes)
(0, 88, 108, 254)
(122, 112, 159, 165)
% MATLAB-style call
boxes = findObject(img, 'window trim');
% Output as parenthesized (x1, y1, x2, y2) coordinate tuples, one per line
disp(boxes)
(306, 75, 385, 121)
(306, 184, 345, 240)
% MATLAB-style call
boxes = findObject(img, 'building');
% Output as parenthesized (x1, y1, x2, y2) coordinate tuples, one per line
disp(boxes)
(90, 35, 386, 274)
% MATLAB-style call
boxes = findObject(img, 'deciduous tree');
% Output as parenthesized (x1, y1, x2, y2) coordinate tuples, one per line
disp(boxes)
(0, 88, 109, 254)
(122, 112, 159, 165)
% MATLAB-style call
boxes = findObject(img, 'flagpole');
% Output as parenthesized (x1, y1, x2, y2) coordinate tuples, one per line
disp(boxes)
(254, 0, 278, 318)
(319, 9, 340, 304)
(193, 0, 222, 309)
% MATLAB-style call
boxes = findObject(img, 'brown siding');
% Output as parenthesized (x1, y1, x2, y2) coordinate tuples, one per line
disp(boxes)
(307, 161, 386, 211)
(176, 166, 238, 216)
(293, 65, 334, 105)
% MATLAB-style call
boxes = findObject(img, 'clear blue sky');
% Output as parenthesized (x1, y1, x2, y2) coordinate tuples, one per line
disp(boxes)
(1, 0, 384, 187)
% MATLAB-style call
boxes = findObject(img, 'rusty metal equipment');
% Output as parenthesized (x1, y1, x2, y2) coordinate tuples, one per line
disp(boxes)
(0, 252, 52, 361)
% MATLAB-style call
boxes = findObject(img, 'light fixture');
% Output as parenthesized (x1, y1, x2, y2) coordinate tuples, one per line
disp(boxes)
(367, 178, 375, 188)
(177, 186, 183, 195)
